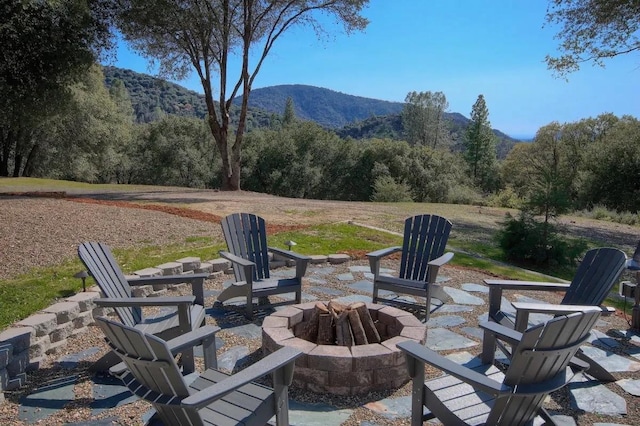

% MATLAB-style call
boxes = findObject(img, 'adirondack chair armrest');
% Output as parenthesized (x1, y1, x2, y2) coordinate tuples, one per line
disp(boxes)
(219, 250, 255, 283)
(478, 320, 523, 347)
(511, 303, 603, 332)
(268, 247, 310, 262)
(167, 325, 221, 370)
(127, 273, 209, 287)
(484, 279, 571, 292)
(268, 246, 311, 277)
(428, 251, 454, 268)
(426, 252, 454, 284)
(127, 273, 209, 305)
(367, 246, 402, 276)
(182, 346, 302, 408)
(94, 295, 196, 308)
(398, 340, 509, 396)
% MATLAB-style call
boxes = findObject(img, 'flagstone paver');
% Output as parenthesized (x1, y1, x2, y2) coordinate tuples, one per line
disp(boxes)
(288, 401, 353, 425)
(364, 395, 413, 420)
(216, 345, 250, 372)
(616, 378, 640, 396)
(18, 375, 78, 423)
(337, 273, 354, 281)
(426, 315, 466, 328)
(426, 328, 479, 351)
(461, 283, 489, 293)
(90, 374, 137, 415)
(442, 287, 484, 305)
(580, 345, 640, 373)
(568, 376, 627, 416)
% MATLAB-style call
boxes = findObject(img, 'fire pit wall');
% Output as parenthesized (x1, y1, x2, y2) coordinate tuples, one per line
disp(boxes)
(261, 302, 427, 396)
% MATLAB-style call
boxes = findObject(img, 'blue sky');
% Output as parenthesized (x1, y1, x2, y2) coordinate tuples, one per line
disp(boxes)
(111, 1, 640, 140)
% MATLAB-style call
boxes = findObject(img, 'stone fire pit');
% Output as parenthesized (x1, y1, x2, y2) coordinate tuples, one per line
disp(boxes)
(261, 302, 427, 395)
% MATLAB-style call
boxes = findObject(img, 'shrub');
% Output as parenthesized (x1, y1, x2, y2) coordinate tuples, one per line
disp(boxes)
(487, 187, 523, 209)
(371, 176, 413, 202)
(446, 184, 484, 205)
(497, 211, 587, 267)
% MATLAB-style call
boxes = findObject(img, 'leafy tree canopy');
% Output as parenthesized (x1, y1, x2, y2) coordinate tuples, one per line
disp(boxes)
(545, 0, 640, 76)
(111, 0, 369, 190)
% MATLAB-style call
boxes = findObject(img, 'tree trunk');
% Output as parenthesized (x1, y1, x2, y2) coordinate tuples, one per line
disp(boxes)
(12, 154, 22, 177)
(0, 129, 12, 177)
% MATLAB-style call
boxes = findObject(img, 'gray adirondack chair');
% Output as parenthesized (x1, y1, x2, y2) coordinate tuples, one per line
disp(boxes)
(95, 316, 302, 426)
(399, 308, 602, 426)
(217, 213, 311, 318)
(367, 214, 454, 320)
(78, 241, 208, 373)
(481, 246, 627, 381)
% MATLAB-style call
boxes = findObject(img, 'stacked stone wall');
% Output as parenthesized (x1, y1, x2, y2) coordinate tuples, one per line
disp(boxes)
(0, 255, 232, 402)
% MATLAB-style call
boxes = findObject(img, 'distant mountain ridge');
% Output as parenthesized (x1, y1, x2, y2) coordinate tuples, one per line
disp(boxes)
(237, 84, 405, 128)
(102, 66, 519, 150)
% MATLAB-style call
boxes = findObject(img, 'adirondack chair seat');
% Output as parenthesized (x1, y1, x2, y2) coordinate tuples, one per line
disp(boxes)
(94, 295, 206, 337)
(78, 242, 209, 373)
(368, 214, 454, 320)
(481, 247, 627, 382)
(97, 317, 302, 426)
(218, 213, 311, 318)
(399, 309, 602, 426)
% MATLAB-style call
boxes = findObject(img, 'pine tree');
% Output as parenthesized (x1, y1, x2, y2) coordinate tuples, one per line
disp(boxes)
(464, 94, 498, 191)
(282, 97, 296, 126)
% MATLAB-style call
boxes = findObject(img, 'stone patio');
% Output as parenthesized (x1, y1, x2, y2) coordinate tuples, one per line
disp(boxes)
(14, 260, 640, 425)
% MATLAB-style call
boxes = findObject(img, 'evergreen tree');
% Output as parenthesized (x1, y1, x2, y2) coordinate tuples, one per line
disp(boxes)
(282, 97, 296, 126)
(464, 94, 498, 191)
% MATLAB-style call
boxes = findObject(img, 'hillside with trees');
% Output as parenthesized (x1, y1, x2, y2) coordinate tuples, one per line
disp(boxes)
(237, 84, 405, 128)
(103, 66, 519, 154)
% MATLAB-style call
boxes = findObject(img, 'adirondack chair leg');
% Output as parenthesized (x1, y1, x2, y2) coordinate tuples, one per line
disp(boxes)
(372, 283, 380, 304)
(273, 365, 291, 426)
(295, 288, 302, 304)
(574, 349, 617, 382)
(181, 348, 195, 374)
(217, 281, 250, 303)
(481, 328, 497, 364)
(245, 294, 254, 319)
(424, 292, 433, 322)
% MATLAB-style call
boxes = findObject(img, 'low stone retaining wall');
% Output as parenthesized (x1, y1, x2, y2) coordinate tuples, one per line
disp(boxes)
(0, 255, 232, 402)
(0, 251, 350, 402)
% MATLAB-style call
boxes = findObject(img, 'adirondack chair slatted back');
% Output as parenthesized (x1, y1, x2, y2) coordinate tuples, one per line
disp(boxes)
(95, 317, 200, 425)
(399, 215, 452, 282)
(222, 213, 270, 283)
(488, 310, 601, 425)
(561, 247, 627, 306)
(78, 242, 141, 327)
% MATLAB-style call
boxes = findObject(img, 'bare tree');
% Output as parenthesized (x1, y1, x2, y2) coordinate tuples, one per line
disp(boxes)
(114, 0, 369, 190)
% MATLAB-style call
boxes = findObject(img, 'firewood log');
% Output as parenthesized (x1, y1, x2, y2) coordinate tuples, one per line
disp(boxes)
(348, 308, 368, 345)
(336, 310, 353, 347)
(317, 311, 335, 345)
(353, 302, 381, 343)
(298, 302, 324, 342)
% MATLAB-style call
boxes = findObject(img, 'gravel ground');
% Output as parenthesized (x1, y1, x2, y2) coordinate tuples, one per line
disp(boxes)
(0, 194, 639, 425)
(0, 197, 219, 280)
